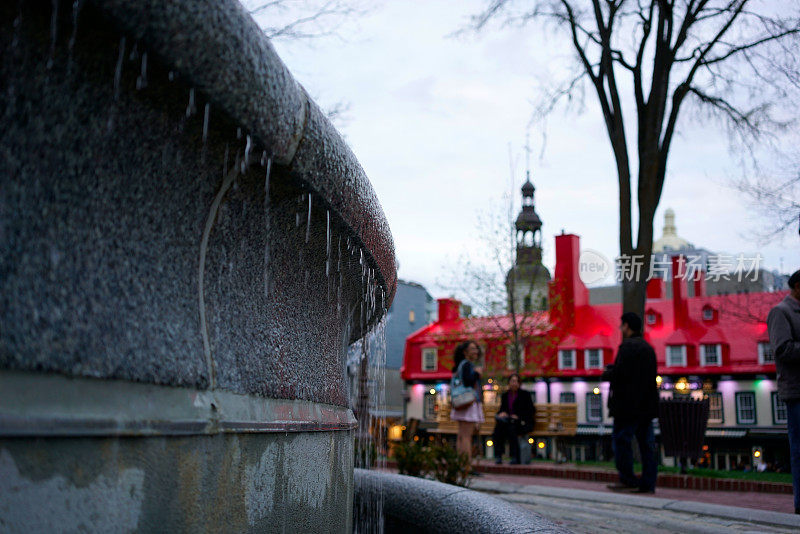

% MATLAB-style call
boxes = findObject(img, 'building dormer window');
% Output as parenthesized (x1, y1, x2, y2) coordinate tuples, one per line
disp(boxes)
(645, 308, 661, 327)
(558, 349, 576, 370)
(666, 345, 687, 367)
(585, 349, 603, 370)
(702, 306, 715, 321)
(646, 313, 657, 325)
(758, 342, 774, 364)
(421, 347, 437, 372)
(700, 344, 722, 366)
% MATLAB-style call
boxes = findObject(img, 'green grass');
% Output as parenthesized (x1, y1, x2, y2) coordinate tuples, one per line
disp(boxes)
(532, 458, 793, 484)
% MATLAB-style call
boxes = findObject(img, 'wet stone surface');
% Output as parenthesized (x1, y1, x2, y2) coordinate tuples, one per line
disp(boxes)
(0, 0, 392, 406)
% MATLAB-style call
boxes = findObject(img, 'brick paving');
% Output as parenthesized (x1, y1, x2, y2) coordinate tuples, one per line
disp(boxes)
(475, 471, 796, 515)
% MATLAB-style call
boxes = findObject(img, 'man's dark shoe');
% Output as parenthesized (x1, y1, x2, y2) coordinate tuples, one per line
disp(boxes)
(632, 487, 655, 494)
(607, 483, 637, 491)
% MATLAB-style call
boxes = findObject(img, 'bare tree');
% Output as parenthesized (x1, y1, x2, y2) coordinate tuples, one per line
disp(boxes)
(733, 157, 800, 242)
(442, 151, 556, 377)
(466, 0, 800, 318)
(246, 0, 363, 42)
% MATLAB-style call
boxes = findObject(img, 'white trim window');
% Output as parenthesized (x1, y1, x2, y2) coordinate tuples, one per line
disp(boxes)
(586, 392, 603, 422)
(736, 392, 756, 425)
(758, 342, 775, 364)
(772, 393, 788, 424)
(707, 392, 724, 424)
(423, 391, 437, 421)
(585, 348, 603, 370)
(558, 349, 576, 370)
(559, 391, 576, 404)
(702, 307, 715, 321)
(646, 312, 658, 326)
(506, 344, 525, 370)
(666, 345, 687, 367)
(421, 347, 437, 372)
(700, 344, 722, 366)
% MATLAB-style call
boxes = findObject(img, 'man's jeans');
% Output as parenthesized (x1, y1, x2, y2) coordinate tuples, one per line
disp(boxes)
(787, 400, 800, 510)
(612, 417, 658, 491)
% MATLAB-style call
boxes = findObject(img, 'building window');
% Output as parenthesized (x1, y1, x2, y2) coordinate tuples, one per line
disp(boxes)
(702, 307, 714, 321)
(772, 392, 788, 424)
(560, 392, 576, 404)
(735, 392, 757, 425)
(586, 392, 602, 422)
(758, 342, 774, 364)
(423, 392, 437, 421)
(700, 344, 721, 366)
(409, 310, 415, 323)
(421, 347, 437, 372)
(558, 349, 576, 370)
(707, 392, 724, 424)
(585, 349, 603, 370)
(646, 313, 657, 325)
(666, 345, 687, 367)
(506, 344, 525, 370)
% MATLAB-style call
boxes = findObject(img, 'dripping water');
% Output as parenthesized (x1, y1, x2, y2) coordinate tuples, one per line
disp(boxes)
(186, 88, 196, 117)
(46, 0, 58, 69)
(136, 52, 147, 90)
(113, 36, 125, 100)
(202, 103, 210, 142)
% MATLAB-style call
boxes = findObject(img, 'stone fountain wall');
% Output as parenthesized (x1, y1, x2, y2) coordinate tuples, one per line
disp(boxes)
(0, 0, 395, 531)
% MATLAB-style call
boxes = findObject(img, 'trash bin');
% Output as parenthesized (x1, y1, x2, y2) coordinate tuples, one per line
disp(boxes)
(658, 397, 709, 472)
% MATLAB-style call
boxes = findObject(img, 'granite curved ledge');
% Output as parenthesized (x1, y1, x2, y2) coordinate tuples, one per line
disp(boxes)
(354, 469, 572, 533)
(1, 0, 394, 405)
(91, 0, 397, 305)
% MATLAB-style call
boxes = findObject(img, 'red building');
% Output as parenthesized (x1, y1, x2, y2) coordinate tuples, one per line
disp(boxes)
(402, 233, 788, 470)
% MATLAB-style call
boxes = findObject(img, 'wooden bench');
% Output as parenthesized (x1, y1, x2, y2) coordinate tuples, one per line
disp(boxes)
(431, 398, 578, 438)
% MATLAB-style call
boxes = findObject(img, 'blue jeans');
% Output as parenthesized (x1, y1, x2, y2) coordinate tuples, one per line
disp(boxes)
(612, 417, 657, 491)
(787, 400, 800, 510)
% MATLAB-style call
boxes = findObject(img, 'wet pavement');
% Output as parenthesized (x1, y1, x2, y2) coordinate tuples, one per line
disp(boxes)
(470, 474, 800, 533)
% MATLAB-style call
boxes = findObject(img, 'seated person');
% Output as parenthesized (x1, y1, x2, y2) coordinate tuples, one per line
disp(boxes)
(492, 373, 535, 464)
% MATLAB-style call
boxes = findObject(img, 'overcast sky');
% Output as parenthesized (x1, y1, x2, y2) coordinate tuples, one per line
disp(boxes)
(252, 1, 800, 299)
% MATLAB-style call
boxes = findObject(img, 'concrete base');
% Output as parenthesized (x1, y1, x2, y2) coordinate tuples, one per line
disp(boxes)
(1, 431, 353, 533)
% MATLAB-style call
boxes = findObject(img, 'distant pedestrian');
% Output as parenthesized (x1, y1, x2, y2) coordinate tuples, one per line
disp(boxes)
(767, 269, 800, 514)
(603, 312, 659, 494)
(492, 373, 535, 464)
(450, 341, 484, 463)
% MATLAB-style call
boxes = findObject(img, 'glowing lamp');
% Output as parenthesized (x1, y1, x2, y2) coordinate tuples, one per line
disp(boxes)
(486, 440, 494, 447)
(429, 388, 436, 395)
(593, 387, 600, 395)
(656, 376, 663, 386)
(527, 438, 534, 444)
(537, 442, 545, 449)
(754, 450, 761, 458)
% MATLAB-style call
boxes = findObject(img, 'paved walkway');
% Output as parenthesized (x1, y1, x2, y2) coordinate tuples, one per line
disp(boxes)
(470, 473, 800, 533)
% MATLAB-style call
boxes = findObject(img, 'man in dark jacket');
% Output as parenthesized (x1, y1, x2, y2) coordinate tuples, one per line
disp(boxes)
(603, 312, 659, 493)
(767, 270, 800, 514)
(492, 373, 535, 464)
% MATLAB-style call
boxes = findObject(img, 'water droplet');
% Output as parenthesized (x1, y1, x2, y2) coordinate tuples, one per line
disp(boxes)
(186, 88, 196, 118)
(202, 103, 210, 142)
(244, 134, 252, 169)
(67, 0, 83, 72)
(113, 36, 126, 101)
(305, 194, 312, 244)
(135, 51, 147, 90)
(236, 127, 242, 139)
(47, 0, 59, 70)
(168, 70, 175, 81)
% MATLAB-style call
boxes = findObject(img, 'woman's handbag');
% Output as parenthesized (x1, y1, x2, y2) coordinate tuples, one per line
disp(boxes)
(450, 360, 476, 409)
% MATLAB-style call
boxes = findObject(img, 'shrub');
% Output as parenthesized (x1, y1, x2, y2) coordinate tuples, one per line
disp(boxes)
(429, 442, 472, 487)
(394, 440, 431, 478)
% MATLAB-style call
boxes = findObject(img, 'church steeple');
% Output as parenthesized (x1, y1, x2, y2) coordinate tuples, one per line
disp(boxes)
(515, 170, 543, 264)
